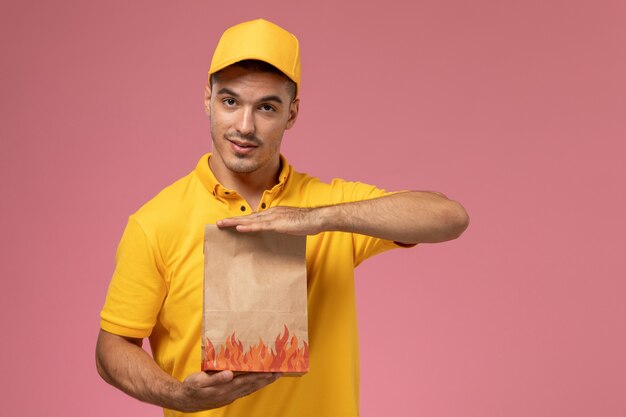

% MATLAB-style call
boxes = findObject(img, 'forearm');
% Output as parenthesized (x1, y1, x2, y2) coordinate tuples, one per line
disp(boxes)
(317, 191, 469, 244)
(217, 191, 468, 243)
(96, 329, 280, 412)
(95, 329, 182, 410)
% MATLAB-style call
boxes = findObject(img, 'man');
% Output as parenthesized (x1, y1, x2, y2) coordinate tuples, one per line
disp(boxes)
(96, 18, 469, 416)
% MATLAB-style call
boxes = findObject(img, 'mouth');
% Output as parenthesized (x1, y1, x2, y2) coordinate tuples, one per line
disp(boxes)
(226, 137, 259, 154)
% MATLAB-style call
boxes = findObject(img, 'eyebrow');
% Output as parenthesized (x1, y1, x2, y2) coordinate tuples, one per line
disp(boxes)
(258, 95, 283, 104)
(217, 87, 240, 97)
(216, 88, 283, 105)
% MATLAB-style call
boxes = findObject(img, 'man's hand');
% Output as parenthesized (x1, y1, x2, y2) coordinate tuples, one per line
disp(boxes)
(173, 370, 282, 412)
(217, 206, 323, 235)
(216, 192, 469, 244)
(96, 330, 281, 412)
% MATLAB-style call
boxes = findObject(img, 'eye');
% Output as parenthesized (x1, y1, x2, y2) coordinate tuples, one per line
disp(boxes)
(259, 104, 276, 112)
(223, 98, 236, 106)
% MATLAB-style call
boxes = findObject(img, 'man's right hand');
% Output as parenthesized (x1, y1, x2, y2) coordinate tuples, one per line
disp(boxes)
(174, 370, 282, 412)
(96, 330, 281, 412)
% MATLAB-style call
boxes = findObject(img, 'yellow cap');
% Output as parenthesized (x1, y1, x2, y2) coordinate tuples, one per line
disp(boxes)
(208, 19, 301, 95)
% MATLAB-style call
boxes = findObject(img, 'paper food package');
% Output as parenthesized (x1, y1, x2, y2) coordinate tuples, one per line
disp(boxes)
(202, 225, 309, 375)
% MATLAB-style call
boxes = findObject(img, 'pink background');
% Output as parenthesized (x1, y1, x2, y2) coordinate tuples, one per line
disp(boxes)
(2, 0, 625, 416)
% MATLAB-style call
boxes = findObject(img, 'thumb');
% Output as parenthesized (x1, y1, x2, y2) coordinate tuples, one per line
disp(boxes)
(185, 370, 234, 388)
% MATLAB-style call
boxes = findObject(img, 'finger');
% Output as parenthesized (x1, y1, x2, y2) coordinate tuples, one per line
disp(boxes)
(208, 370, 235, 386)
(217, 215, 260, 228)
(234, 222, 271, 233)
(229, 372, 282, 398)
(220, 217, 279, 232)
(220, 221, 265, 232)
(186, 370, 234, 388)
(231, 372, 280, 386)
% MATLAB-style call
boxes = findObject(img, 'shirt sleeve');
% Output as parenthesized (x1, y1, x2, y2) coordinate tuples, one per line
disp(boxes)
(100, 216, 168, 339)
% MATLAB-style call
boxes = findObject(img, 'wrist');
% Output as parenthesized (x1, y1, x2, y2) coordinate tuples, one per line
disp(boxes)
(157, 378, 189, 412)
(314, 204, 341, 233)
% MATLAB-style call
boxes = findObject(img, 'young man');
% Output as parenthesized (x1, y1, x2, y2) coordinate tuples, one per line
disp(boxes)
(96, 19, 469, 416)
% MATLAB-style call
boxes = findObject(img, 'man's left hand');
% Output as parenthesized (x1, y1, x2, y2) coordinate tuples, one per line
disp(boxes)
(216, 192, 469, 244)
(216, 206, 323, 235)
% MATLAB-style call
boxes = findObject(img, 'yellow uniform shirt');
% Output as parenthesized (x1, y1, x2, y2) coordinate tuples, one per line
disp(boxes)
(101, 153, 405, 417)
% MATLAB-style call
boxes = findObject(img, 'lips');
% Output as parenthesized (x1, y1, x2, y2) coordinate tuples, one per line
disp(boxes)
(227, 137, 258, 154)
(229, 138, 257, 148)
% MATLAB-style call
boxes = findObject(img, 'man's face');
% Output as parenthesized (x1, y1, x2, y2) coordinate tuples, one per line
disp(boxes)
(205, 66, 299, 179)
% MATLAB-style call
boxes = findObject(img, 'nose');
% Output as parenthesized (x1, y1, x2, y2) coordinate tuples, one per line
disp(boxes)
(235, 106, 255, 137)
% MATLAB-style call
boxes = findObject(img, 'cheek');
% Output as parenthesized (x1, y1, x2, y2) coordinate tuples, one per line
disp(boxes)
(263, 115, 290, 134)
(263, 124, 285, 143)
(210, 112, 231, 133)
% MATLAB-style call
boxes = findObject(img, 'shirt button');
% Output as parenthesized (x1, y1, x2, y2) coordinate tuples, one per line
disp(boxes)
(240, 206, 246, 212)
(261, 202, 267, 209)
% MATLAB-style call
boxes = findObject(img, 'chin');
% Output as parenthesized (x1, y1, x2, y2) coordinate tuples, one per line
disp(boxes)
(224, 158, 261, 174)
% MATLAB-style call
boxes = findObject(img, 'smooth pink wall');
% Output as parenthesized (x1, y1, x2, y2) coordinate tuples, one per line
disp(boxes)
(2, 1, 625, 416)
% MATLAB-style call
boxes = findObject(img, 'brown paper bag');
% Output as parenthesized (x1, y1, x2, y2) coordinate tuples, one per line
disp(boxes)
(201, 225, 309, 375)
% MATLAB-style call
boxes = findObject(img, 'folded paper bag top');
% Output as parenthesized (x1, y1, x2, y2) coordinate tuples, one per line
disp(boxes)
(202, 225, 309, 375)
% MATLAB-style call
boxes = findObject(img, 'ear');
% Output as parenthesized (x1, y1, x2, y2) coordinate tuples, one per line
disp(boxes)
(204, 85, 212, 116)
(285, 98, 299, 130)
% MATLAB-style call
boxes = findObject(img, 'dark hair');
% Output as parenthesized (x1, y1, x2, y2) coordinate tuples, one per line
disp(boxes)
(210, 59, 297, 100)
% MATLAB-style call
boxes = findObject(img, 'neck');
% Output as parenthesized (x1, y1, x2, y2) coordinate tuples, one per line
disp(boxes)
(209, 156, 281, 210)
